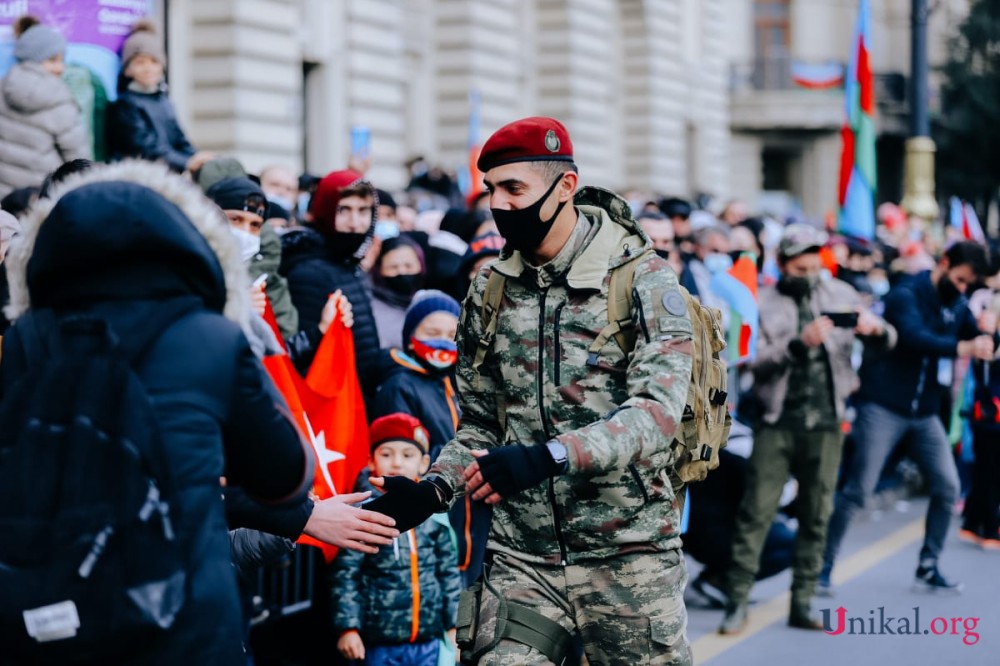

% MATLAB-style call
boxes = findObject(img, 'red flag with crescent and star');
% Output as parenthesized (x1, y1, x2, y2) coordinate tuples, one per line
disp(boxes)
(261, 299, 369, 562)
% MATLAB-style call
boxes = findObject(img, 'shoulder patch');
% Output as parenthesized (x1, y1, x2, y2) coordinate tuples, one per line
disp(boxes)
(662, 291, 687, 316)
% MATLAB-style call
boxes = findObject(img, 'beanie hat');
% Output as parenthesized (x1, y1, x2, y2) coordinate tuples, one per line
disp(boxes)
(205, 177, 267, 215)
(460, 232, 505, 275)
(477, 116, 574, 172)
(120, 19, 166, 69)
(198, 157, 248, 192)
(369, 413, 430, 454)
(12, 16, 65, 64)
(402, 289, 461, 346)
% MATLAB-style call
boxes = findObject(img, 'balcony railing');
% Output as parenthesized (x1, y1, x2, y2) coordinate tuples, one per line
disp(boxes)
(731, 55, 847, 93)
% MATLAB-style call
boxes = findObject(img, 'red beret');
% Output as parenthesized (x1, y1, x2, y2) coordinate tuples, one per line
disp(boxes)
(477, 116, 574, 172)
(369, 413, 430, 454)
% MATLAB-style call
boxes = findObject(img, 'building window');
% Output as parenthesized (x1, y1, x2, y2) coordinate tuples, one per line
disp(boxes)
(753, 0, 791, 89)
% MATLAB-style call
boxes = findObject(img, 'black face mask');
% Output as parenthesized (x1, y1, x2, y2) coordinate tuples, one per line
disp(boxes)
(329, 231, 369, 262)
(778, 274, 818, 299)
(384, 273, 424, 298)
(655, 249, 672, 261)
(491, 174, 568, 255)
(937, 274, 961, 306)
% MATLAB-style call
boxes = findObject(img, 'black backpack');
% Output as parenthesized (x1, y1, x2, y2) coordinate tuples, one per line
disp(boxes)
(0, 305, 195, 661)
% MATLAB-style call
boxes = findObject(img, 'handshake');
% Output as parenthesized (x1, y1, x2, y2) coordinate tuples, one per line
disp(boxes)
(365, 442, 566, 532)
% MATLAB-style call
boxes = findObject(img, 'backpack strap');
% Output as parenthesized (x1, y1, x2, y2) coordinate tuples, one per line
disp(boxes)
(587, 249, 653, 365)
(472, 270, 506, 390)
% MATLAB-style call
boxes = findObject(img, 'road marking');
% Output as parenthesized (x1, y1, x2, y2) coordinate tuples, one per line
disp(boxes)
(691, 516, 925, 663)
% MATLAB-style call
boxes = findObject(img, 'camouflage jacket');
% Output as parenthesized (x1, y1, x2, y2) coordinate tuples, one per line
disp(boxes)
(430, 187, 693, 565)
(330, 478, 462, 645)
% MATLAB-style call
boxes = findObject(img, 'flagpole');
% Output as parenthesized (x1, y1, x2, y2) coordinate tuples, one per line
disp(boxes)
(900, 0, 940, 226)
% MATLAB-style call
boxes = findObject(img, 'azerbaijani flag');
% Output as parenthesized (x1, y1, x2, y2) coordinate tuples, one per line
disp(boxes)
(460, 89, 485, 206)
(709, 252, 760, 366)
(837, 0, 876, 241)
(949, 197, 986, 243)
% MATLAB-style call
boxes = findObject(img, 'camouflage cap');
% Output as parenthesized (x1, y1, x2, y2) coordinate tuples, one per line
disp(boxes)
(778, 223, 827, 259)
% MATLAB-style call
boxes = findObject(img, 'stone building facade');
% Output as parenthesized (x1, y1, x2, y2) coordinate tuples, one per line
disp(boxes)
(159, 0, 730, 198)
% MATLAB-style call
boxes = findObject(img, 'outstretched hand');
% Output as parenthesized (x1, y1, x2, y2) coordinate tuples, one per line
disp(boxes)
(303, 491, 399, 554)
(366, 476, 444, 533)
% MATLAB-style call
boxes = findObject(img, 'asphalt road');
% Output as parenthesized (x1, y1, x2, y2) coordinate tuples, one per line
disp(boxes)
(684, 497, 999, 666)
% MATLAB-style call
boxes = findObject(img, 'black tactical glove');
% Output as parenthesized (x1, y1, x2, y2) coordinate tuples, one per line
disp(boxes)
(364, 476, 449, 533)
(476, 444, 561, 500)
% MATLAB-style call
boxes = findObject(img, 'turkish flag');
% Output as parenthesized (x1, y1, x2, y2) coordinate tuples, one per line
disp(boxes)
(260, 299, 369, 562)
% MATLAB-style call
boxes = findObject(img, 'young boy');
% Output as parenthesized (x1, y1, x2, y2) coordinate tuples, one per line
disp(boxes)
(332, 413, 461, 666)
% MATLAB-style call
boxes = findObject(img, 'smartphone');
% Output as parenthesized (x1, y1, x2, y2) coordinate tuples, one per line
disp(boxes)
(350, 125, 371, 160)
(821, 311, 858, 328)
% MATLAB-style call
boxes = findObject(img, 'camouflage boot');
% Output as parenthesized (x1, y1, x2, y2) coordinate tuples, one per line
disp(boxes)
(718, 600, 748, 635)
(788, 599, 824, 630)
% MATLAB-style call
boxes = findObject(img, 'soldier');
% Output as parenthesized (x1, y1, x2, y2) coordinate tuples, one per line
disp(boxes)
(365, 117, 695, 665)
(717, 224, 895, 635)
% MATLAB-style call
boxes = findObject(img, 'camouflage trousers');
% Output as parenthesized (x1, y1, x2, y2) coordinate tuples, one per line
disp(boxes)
(462, 549, 691, 666)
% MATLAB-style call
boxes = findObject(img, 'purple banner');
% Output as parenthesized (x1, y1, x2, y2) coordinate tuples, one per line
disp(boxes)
(0, 0, 152, 53)
(0, 0, 154, 100)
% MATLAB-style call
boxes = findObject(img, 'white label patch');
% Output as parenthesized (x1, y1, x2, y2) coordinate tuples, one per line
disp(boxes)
(23, 600, 80, 642)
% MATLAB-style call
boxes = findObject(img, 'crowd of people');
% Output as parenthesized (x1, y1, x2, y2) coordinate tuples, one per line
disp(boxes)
(1, 13, 999, 666)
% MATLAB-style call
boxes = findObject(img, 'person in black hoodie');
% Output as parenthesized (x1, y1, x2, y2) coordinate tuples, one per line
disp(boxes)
(0, 159, 314, 664)
(279, 170, 382, 400)
(108, 20, 212, 174)
(821, 241, 994, 594)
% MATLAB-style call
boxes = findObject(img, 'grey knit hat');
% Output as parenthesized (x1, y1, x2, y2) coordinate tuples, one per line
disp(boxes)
(121, 20, 166, 69)
(13, 23, 66, 64)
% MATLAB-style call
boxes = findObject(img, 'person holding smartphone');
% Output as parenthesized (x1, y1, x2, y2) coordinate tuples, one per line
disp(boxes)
(719, 223, 895, 635)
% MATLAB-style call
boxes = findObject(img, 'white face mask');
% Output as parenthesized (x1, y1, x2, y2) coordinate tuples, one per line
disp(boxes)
(267, 194, 295, 212)
(231, 227, 261, 263)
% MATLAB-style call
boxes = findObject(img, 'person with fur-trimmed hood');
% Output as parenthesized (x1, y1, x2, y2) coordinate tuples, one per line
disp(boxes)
(0, 16, 91, 198)
(0, 159, 316, 663)
(280, 169, 382, 394)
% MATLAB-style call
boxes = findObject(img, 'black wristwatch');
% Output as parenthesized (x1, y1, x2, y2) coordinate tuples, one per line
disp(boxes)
(545, 440, 569, 475)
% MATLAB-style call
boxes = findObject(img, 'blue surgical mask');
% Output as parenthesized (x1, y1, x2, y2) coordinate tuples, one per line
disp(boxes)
(703, 252, 733, 274)
(297, 192, 311, 219)
(870, 279, 890, 298)
(375, 220, 400, 240)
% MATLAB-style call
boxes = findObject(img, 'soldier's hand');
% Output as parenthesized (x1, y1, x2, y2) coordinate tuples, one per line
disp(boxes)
(801, 316, 834, 347)
(366, 476, 445, 532)
(465, 445, 559, 504)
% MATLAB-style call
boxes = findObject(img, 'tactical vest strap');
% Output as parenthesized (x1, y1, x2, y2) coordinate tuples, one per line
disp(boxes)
(473, 270, 506, 390)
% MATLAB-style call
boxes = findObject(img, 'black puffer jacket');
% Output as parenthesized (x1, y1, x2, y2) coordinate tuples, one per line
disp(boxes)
(109, 85, 195, 173)
(0, 161, 313, 665)
(280, 227, 381, 393)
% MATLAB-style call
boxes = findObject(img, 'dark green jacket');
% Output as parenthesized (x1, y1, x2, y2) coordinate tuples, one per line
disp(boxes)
(330, 476, 462, 645)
